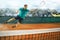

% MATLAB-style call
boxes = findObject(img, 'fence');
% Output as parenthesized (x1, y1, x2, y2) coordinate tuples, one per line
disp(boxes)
(0, 16, 60, 24)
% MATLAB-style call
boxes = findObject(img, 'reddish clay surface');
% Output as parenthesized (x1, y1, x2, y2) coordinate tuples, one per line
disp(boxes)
(0, 23, 60, 30)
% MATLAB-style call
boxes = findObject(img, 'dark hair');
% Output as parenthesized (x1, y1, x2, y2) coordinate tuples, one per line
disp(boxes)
(24, 4, 27, 6)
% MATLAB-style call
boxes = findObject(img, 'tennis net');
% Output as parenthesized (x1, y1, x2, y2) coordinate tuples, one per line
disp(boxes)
(0, 31, 60, 40)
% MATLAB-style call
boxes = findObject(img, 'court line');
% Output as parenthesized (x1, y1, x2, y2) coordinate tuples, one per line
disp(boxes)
(0, 28, 60, 36)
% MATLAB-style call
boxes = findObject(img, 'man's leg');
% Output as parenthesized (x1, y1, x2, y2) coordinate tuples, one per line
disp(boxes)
(15, 16, 23, 27)
(7, 18, 15, 22)
(4, 18, 15, 24)
(19, 18, 23, 23)
(5, 16, 19, 23)
(15, 19, 22, 27)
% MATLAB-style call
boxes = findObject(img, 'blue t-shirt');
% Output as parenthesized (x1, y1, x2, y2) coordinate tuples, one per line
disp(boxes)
(18, 8, 29, 18)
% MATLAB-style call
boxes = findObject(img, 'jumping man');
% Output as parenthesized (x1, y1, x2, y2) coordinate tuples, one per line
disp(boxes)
(5, 4, 29, 23)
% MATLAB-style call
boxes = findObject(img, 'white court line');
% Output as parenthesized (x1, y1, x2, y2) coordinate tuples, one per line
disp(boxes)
(0, 28, 60, 36)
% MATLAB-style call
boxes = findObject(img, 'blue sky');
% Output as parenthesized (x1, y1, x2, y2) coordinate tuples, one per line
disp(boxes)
(0, 0, 60, 12)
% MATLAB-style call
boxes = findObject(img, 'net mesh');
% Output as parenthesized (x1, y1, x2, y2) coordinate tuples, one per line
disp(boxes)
(0, 31, 60, 40)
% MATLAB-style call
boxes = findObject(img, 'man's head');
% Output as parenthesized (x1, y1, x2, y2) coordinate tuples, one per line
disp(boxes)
(24, 4, 28, 9)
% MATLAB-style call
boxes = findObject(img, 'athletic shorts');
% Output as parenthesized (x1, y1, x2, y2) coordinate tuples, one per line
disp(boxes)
(15, 16, 23, 23)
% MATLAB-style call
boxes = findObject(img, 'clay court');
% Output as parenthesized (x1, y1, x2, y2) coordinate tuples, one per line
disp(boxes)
(0, 23, 60, 30)
(0, 17, 60, 40)
(0, 23, 60, 40)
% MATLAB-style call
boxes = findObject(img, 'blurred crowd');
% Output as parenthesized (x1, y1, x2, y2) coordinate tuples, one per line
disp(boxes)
(0, 8, 60, 17)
